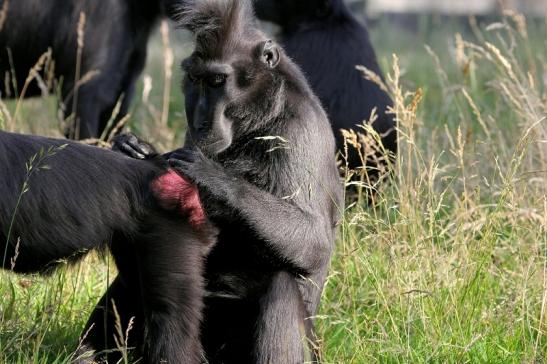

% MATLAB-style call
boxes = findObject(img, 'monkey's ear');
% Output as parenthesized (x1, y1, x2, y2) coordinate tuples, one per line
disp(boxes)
(261, 40, 280, 68)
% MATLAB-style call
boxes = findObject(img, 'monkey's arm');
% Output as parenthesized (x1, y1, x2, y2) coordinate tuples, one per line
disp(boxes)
(168, 148, 337, 276)
(111, 133, 340, 275)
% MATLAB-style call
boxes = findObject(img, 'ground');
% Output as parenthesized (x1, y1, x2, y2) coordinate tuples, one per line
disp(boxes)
(0, 12, 546, 364)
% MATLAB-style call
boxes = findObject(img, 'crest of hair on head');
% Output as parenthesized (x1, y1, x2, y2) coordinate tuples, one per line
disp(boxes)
(177, 0, 254, 59)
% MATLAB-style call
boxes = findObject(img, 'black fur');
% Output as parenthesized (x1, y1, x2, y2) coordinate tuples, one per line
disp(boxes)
(112, 1, 344, 362)
(0, 130, 214, 363)
(0, 0, 180, 139)
(253, 0, 397, 180)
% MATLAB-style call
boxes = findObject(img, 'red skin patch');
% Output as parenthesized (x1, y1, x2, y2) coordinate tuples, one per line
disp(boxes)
(151, 169, 206, 228)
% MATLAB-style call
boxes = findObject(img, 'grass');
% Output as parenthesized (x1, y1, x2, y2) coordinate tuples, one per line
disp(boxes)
(1, 12, 546, 364)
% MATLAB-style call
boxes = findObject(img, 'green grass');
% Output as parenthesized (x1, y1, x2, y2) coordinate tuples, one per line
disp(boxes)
(1, 13, 546, 363)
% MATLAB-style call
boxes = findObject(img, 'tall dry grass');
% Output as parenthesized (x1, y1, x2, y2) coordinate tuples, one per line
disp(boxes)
(318, 11, 546, 363)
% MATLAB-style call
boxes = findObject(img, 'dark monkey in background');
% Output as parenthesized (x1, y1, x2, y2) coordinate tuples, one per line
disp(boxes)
(254, 0, 397, 183)
(0, 0, 182, 139)
(111, 0, 343, 362)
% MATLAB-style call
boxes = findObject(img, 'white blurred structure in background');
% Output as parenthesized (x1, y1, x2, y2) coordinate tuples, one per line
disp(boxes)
(366, 0, 547, 15)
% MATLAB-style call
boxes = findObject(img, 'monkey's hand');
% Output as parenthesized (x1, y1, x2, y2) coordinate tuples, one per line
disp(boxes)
(112, 133, 158, 160)
(167, 148, 225, 188)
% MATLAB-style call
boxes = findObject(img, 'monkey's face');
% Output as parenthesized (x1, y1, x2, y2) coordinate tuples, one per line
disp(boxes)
(182, 39, 281, 156)
(183, 57, 234, 156)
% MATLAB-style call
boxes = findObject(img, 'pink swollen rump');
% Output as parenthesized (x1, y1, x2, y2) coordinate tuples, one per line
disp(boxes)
(151, 169, 206, 228)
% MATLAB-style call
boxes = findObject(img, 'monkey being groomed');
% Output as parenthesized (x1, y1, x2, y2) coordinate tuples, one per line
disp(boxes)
(0, 130, 217, 364)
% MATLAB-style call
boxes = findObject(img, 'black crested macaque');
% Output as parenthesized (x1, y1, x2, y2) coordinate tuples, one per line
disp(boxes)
(253, 0, 397, 183)
(0, 130, 216, 363)
(112, 0, 344, 362)
(0, 0, 182, 139)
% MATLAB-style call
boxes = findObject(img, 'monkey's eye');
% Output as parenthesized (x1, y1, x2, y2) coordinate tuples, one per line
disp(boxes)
(207, 73, 227, 88)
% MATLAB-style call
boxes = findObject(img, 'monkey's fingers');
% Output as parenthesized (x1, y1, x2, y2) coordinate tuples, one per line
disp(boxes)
(112, 133, 155, 159)
(119, 143, 147, 159)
